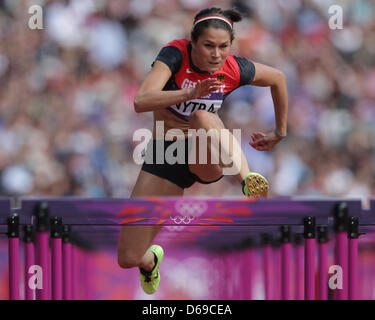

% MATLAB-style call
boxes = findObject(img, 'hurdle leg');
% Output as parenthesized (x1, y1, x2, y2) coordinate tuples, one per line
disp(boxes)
(236, 250, 244, 299)
(72, 245, 79, 300)
(242, 249, 250, 300)
(225, 250, 237, 299)
(333, 203, 348, 300)
(78, 247, 88, 300)
(281, 243, 291, 300)
(273, 243, 281, 300)
(219, 251, 227, 299)
(24, 225, 35, 300)
(245, 247, 256, 300)
(348, 217, 359, 300)
(235, 250, 244, 300)
(222, 251, 230, 300)
(51, 217, 63, 300)
(294, 234, 304, 300)
(239, 250, 247, 300)
(334, 231, 348, 299)
(34, 202, 50, 300)
(348, 237, 358, 300)
(281, 226, 291, 300)
(82, 249, 91, 300)
(304, 217, 316, 300)
(221, 251, 228, 299)
(212, 251, 225, 299)
(8, 216, 20, 300)
(261, 234, 272, 300)
(318, 226, 328, 300)
(264, 246, 272, 300)
(63, 225, 72, 300)
(36, 231, 49, 300)
(239, 249, 250, 300)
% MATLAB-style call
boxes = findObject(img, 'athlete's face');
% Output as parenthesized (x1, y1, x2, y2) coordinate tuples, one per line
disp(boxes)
(191, 27, 231, 73)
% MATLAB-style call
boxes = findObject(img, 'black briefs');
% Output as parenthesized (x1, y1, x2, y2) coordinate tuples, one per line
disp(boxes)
(141, 138, 223, 189)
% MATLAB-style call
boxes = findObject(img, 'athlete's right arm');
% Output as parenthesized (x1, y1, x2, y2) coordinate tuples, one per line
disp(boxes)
(134, 61, 220, 113)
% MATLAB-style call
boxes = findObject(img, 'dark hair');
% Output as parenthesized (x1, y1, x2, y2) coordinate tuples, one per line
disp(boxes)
(191, 7, 242, 43)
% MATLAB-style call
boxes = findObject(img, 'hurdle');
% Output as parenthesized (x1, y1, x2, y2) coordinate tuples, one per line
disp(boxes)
(62, 225, 72, 300)
(51, 217, 63, 300)
(317, 225, 328, 300)
(241, 238, 256, 300)
(294, 233, 304, 300)
(304, 216, 315, 300)
(280, 226, 291, 300)
(261, 233, 273, 300)
(7, 215, 19, 300)
(348, 216, 360, 300)
(1, 197, 373, 300)
(34, 202, 50, 300)
(334, 203, 348, 300)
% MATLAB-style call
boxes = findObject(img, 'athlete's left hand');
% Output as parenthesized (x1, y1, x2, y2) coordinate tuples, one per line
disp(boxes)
(249, 131, 283, 151)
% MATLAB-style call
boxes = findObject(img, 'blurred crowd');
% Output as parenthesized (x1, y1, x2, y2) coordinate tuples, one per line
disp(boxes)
(0, 0, 374, 201)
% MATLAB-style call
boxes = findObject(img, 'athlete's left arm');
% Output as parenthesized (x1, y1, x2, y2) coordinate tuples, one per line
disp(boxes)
(249, 62, 288, 151)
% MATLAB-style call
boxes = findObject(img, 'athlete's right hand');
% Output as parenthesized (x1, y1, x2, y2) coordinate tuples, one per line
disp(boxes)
(187, 78, 221, 100)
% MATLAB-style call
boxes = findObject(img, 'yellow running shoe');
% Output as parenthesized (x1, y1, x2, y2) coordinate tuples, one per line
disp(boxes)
(139, 245, 164, 295)
(242, 172, 269, 198)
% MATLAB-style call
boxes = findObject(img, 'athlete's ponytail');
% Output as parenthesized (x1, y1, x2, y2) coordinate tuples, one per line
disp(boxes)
(222, 8, 242, 23)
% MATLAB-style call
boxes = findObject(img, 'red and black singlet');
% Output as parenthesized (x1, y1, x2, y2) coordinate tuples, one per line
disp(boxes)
(151, 39, 256, 136)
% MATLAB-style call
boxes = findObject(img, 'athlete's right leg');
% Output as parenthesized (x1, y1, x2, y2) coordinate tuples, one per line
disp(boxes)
(117, 170, 183, 270)
(188, 110, 268, 197)
(188, 110, 247, 184)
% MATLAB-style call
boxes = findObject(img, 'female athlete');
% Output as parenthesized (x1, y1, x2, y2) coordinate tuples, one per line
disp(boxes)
(117, 7, 288, 294)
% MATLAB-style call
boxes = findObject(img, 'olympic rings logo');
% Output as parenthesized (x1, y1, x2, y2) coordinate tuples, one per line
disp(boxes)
(175, 200, 208, 216)
(170, 216, 195, 225)
(169, 200, 208, 225)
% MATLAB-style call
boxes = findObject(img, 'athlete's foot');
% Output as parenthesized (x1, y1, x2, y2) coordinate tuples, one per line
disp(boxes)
(242, 172, 269, 198)
(139, 245, 164, 294)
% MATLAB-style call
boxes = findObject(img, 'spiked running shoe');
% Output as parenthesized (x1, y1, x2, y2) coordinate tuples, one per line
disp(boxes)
(242, 172, 269, 198)
(139, 245, 164, 295)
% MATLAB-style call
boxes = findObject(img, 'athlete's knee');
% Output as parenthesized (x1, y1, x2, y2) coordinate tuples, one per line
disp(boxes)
(189, 110, 211, 129)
